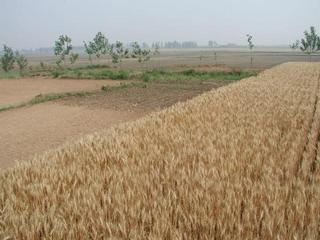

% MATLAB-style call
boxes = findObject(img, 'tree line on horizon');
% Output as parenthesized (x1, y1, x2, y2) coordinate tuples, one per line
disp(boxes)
(1, 26, 320, 72)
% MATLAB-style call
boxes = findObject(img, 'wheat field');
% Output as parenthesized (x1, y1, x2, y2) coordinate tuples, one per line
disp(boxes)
(1, 62, 320, 239)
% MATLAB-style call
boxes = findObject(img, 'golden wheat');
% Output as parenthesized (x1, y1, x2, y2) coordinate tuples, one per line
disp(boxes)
(1, 62, 320, 239)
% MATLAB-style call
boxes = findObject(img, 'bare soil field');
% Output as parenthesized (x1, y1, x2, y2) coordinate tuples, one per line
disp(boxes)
(0, 78, 121, 107)
(0, 81, 226, 170)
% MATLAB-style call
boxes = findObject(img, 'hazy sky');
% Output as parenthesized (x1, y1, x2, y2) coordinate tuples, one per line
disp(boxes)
(1, 0, 320, 49)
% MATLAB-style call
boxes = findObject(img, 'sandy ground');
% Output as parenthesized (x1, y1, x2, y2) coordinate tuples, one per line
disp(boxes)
(0, 78, 121, 107)
(0, 102, 143, 170)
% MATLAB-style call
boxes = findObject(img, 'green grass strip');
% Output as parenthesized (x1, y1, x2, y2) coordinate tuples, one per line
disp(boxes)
(0, 90, 93, 113)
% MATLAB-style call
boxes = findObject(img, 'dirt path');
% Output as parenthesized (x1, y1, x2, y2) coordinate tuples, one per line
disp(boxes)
(0, 78, 121, 107)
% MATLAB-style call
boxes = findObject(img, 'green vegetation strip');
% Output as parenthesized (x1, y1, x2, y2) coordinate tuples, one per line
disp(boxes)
(141, 69, 256, 83)
(0, 81, 148, 113)
(0, 91, 93, 113)
(101, 81, 147, 92)
(51, 69, 130, 80)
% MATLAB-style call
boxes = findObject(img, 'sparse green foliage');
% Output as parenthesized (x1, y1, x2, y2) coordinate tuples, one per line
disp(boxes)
(300, 26, 320, 61)
(84, 41, 95, 63)
(141, 69, 255, 84)
(246, 34, 254, 66)
(15, 51, 28, 71)
(131, 42, 151, 64)
(40, 61, 46, 70)
(101, 82, 147, 92)
(93, 32, 109, 58)
(131, 42, 159, 68)
(69, 53, 79, 64)
(154, 43, 160, 56)
(1, 45, 15, 72)
(54, 35, 72, 66)
(110, 41, 129, 66)
(84, 32, 109, 61)
(289, 40, 300, 51)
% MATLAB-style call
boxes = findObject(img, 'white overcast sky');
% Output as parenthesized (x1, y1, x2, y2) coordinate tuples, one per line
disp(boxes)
(0, 0, 319, 49)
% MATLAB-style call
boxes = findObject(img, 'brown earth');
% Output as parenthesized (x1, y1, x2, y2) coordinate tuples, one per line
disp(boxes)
(0, 82, 228, 170)
(0, 103, 142, 170)
(0, 78, 121, 107)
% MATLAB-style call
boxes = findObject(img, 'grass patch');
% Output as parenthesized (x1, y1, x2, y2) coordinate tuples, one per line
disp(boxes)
(0, 90, 93, 113)
(51, 69, 131, 80)
(0, 70, 31, 79)
(101, 82, 147, 92)
(141, 69, 256, 84)
(75, 64, 110, 70)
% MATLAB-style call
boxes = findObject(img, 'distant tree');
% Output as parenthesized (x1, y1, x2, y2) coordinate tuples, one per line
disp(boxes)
(208, 40, 214, 48)
(214, 52, 218, 65)
(154, 43, 160, 55)
(15, 51, 28, 71)
(40, 61, 45, 69)
(84, 41, 95, 63)
(181, 41, 198, 48)
(0, 45, 15, 72)
(300, 26, 320, 61)
(165, 41, 182, 48)
(142, 42, 149, 49)
(131, 42, 159, 68)
(54, 35, 72, 67)
(69, 53, 79, 64)
(246, 34, 254, 66)
(110, 41, 129, 67)
(152, 42, 161, 49)
(289, 40, 300, 51)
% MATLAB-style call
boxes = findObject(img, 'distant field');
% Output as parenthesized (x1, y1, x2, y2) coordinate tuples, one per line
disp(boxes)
(1, 63, 320, 239)
(21, 48, 320, 71)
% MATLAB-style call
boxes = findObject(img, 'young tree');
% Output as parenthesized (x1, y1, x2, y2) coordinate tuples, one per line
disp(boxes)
(110, 41, 129, 67)
(69, 53, 79, 64)
(84, 32, 109, 63)
(54, 35, 72, 67)
(0, 45, 15, 72)
(84, 41, 95, 63)
(131, 42, 159, 69)
(15, 51, 28, 71)
(93, 32, 109, 58)
(300, 26, 320, 61)
(246, 34, 254, 66)
(289, 40, 300, 51)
